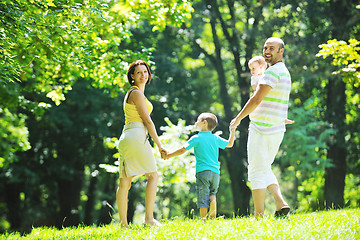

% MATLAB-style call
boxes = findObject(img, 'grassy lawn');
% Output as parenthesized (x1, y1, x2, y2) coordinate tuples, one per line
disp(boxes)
(1, 209, 359, 239)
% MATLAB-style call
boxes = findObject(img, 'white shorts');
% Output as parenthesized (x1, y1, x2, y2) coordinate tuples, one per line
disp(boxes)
(247, 125, 284, 190)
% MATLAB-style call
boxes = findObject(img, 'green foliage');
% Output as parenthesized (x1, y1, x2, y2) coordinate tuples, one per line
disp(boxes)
(0, 2, 194, 231)
(316, 37, 360, 176)
(0, 0, 193, 166)
(0, 108, 30, 168)
(1, 209, 360, 239)
(297, 171, 325, 211)
(317, 39, 360, 87)
(278, 97, 335, 211)
(0, 79, 123, 231)
(114, 0, 193, 32)
(299, 169, 360, 211)
(156, 118, 197, 218)
(344, 174, 360, 208)
(1, 0, 194, 99)
(280, 97, 335, 171)
(157, 118, 195, 184)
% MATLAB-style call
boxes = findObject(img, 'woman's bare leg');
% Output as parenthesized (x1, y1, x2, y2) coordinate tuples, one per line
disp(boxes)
(116, 170, 133, 228)
(144, 171, 161, 225)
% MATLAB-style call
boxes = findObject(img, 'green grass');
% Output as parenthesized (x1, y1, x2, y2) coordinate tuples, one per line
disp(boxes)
(1, 209, 359, 239)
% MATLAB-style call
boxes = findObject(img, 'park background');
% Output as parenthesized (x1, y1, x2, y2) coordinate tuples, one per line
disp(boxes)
(0, 0, 359, 234)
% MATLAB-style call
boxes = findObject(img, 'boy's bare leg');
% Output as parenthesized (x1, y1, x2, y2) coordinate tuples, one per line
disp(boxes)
(267, 184, 289, 211)
(252, 188, 266, 219)
(200, 208, 208, 220)
(209, 195, 217, 219)
(116, 173, 133, 228)
(144, 172, 161, 226)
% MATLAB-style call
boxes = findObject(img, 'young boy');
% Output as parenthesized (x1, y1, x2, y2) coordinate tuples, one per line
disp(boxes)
(164, 112, 236, 220)
(248, 56, 295, 125)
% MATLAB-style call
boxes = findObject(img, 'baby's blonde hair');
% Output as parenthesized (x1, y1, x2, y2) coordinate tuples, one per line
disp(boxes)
(248, 56, 267, 68)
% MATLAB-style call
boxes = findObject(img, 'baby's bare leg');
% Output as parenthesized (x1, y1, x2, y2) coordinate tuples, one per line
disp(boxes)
(285, 119, 295, 124)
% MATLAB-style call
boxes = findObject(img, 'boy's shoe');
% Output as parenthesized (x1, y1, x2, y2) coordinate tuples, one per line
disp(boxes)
(274, 206, 290, 218)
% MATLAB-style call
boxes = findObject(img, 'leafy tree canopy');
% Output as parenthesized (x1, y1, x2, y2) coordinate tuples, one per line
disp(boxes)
(1, 0, 193, 102)
(0, 0, 193, 164)
(317, 38, 360, 87)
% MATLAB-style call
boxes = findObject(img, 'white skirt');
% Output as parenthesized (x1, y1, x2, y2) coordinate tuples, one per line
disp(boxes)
(117, 121, 157, 178)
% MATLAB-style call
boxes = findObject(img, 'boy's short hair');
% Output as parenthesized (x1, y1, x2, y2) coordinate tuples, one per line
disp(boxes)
(248, 56, 267, 68)
(199, 112, 218, 131)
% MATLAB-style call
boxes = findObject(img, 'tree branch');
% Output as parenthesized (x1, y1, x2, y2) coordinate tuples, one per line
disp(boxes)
(192, 39, 217, 66)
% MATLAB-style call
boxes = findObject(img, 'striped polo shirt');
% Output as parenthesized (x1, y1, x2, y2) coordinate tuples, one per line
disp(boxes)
(249, 62, 291, 134)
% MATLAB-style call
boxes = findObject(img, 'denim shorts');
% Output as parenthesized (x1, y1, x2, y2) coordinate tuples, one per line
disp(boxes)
(196, 170, 220, 208)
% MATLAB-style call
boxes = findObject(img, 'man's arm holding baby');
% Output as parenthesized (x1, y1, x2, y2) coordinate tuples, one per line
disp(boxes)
(230, 84, 272, 128)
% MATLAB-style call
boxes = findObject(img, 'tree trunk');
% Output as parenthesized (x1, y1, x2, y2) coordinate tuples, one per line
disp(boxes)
(84, 175, 97, 225)
(323, 0, 353, 209)
(57, 176, 82, 227)
(324, 77, 346, 209)
(4, 181, 22, 231)
(205, 0, 251, 215)
(227, 146, 251, 216)
(98, 174, 118, 225)
(127, 186, 137, 223)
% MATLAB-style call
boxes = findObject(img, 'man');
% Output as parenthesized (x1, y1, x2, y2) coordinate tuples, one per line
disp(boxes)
(230, 37, 291, 219)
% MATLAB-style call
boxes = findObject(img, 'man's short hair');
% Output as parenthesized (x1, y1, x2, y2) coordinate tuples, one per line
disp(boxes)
(265, 37, 285, 49)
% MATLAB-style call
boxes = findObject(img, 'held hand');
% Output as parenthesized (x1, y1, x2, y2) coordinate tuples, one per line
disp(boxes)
(161, 150, 168, 160)
(162, 153, 170, 160)
(229, 124, 236, 133)
(230, 118, 240, 129)
(158, 146, 168, 160)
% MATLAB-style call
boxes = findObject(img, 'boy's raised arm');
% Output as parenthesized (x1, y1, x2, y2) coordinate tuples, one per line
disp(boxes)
(164, 147, 187, 160)
(226, 126, 236, 148)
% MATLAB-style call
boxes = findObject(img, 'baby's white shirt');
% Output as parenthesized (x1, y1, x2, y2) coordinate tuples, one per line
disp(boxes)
(251, 74, 264, 86)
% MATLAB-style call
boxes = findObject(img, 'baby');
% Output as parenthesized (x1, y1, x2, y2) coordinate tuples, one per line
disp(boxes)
(248, 56, 294, 125)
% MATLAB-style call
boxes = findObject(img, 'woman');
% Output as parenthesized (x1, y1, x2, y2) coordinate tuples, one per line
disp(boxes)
(116, 60, 166, 227)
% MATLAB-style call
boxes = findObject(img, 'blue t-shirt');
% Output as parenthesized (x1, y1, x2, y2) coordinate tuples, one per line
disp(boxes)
(184, 131, 229, 174)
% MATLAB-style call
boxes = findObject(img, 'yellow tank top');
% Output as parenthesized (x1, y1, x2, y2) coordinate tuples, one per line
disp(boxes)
(124, 86, 153, 125)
